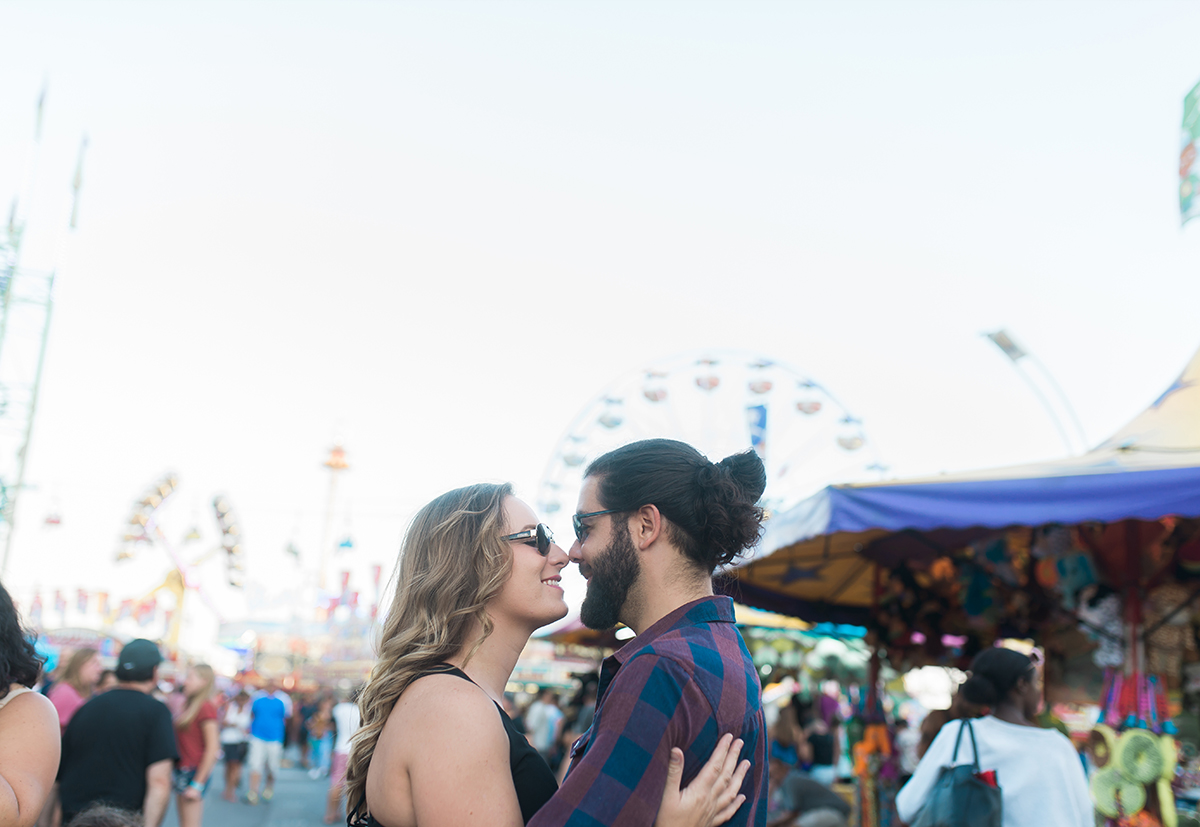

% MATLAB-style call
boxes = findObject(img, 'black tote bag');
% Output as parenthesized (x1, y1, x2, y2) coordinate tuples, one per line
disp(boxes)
(910, 719, 1003, 827)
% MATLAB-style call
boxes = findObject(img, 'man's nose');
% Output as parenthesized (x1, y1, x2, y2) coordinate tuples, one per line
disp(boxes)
(568, 539, 583, 563)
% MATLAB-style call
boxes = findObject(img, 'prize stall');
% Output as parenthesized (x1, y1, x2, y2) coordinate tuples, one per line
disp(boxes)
(721, 344, 1200, 827)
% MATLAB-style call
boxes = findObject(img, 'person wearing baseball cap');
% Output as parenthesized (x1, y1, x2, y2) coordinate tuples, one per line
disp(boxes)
(58, 639, 178, 827)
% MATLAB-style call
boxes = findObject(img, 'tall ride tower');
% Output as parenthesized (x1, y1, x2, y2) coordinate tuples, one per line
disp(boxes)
(0, 93, 84, 578)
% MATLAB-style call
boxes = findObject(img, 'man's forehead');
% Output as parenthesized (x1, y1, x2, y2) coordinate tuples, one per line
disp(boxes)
(576, 476, 601, 509)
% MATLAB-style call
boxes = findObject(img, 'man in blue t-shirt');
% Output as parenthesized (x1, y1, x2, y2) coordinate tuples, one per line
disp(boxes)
(245, 680, 292, 804)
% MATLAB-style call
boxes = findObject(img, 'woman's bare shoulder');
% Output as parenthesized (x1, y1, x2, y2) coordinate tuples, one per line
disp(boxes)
(0, 689, 57, 725)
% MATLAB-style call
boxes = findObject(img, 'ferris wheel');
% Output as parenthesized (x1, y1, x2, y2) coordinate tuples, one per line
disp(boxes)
(537, 350, 887, 529)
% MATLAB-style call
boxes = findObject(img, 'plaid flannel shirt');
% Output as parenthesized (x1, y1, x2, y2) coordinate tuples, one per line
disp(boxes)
(528, 596, 768, 827)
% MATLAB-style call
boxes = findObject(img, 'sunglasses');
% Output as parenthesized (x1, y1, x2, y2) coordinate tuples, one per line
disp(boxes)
(502, 523, 556, 556)
(572, 509, 622, 543)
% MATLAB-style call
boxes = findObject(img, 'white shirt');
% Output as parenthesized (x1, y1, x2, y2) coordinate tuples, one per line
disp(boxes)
(332, 701, 361, 755)
(896, 716, 1092, 827)
(220, 701, 253, 744)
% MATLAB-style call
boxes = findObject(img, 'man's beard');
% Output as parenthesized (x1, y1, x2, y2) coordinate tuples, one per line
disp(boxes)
(580, 519, 641, 630)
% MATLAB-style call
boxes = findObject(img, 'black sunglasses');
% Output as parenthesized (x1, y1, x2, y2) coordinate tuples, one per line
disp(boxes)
(502, 523, 556, 556)
(572, 509, 622, 543)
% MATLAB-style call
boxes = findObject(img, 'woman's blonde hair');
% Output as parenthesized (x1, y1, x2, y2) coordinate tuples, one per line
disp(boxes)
(345, 483, 515, 824)
(61, 647, 99, 695)
(176, 663, 215, 729)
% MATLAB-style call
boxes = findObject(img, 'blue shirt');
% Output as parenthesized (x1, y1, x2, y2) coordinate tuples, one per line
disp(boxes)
(250, 695, 287, 742)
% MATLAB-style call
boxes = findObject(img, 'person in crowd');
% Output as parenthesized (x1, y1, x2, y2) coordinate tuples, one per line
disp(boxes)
(172, 665, 218, 827)
(0, 580, 59, 827)
(298, 693, 317, 770)
(896, 647, 1092, 827)
(48, 649, 102, 733)
(39, 648, 103, 827)
(892, 719, 919, 784)
(794, 701, 837, 787)
(764, 750, 849, 827)
(245, 680, 291, 804)
(324, 689, 361, 824)
(528, 440, 771, 827)
(343, 480, 751, 827)
(218, 689, 252, 802)
(915, 686, 984, 759)
(308, 695, 335, 780)
(94, 672, 118, 694)
(528, 689, 564, 768)
(61, 804, 142, 827)
(58, 639, 176, 827)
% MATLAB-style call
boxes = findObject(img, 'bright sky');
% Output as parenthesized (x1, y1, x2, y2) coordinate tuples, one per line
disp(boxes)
(2, 1, 1199, 643)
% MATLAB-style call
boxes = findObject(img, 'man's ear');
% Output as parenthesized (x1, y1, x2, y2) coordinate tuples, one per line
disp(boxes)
(633, 504, 663, 550)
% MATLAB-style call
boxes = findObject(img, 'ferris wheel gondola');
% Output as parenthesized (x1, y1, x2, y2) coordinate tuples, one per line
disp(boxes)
(537, 350, 887, 532)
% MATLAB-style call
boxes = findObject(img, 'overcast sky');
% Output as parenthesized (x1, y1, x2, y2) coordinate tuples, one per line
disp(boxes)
(2, 1, 1199, 643)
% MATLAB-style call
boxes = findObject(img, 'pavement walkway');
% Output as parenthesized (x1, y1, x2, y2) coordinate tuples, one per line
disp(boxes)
(161, 766, 340, 827)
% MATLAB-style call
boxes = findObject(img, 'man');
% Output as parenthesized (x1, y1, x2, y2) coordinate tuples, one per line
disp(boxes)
(530, 438, 770, 827)
(766, 752, 851, 827)
(58, 639, 177, 827)
(245, 679, 292, 804)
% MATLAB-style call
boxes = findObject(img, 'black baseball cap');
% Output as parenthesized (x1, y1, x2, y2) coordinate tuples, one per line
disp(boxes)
(116, 638, 163, 681)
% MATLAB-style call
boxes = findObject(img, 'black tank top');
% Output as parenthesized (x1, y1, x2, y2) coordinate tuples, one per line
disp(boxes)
(350, 664, 558, 826)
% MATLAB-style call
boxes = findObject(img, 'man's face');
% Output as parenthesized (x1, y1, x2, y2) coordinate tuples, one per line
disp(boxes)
(571, 476, 641, 630)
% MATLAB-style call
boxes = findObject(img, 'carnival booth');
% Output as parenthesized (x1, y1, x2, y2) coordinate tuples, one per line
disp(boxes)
(721, 344, 1200, 827)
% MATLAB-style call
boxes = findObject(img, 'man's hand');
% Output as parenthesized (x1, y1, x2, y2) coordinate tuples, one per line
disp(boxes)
(654, 734, 751, 827)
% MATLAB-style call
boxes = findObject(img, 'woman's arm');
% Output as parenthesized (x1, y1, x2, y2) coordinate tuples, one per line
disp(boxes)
(0, 692, 60, 827)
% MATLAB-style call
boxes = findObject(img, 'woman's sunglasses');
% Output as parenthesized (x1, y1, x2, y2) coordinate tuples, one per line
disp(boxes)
(502, 523, 556, 556)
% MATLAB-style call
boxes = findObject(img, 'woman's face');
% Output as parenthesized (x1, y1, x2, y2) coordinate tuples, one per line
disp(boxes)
(488, 497, 569, 631)
(184, 670, 206, 696)
(80, 654, 104, 687)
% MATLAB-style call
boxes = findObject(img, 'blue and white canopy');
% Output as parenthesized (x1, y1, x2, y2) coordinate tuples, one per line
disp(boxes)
(721, 344, 1200, 623)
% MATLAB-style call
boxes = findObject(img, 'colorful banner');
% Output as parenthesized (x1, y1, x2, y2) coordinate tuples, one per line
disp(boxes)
(117, 599, 133, 621)
(97, 592, 109, 617)
(54, 590, 66, 618)
(76, 589, 88, 614)
(1182, 79, 1200, 226)
(30, 593, 42, 626)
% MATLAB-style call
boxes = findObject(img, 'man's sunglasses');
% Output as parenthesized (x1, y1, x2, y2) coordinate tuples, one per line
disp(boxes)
(572, 509, 622, 543)
(502, 523, 556, 556)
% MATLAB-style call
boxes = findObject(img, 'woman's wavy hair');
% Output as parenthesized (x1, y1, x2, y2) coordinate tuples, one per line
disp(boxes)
(0, 580, 44, 689)
(586, 439, 767, 572)
(61, 647, 100, 696)
(345, 482, 515, 825)
(176, 663, 215, 729)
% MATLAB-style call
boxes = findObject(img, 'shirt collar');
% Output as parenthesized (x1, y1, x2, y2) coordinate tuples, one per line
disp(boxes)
(609, 595, 736, 666)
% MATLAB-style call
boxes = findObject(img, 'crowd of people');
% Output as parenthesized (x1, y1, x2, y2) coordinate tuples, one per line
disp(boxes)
(0, 436, 1101, 827)
(0, 591, 368, 827)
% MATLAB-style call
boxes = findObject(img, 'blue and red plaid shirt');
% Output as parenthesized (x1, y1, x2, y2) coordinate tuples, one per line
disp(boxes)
(529, 595, 768, 827)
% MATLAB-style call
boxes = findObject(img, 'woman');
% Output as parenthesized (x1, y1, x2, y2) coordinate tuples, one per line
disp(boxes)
(896, 648, 1091, 827)
(39, 648, 102, 827)
(0, 580, 60, 827)
(95, 671, 118, 694)
(219, 689, 252, 801)
(172, 665, 220, 827)
(344, 483, 749, 827)
(47, 649, 102, 733)
(308, 695, 335, 780)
